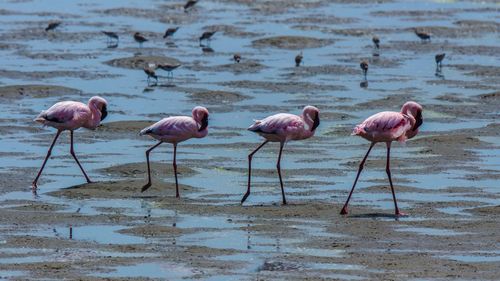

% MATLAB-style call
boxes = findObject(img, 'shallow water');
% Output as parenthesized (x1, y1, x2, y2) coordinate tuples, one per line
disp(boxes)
(0, 0, 499, 279)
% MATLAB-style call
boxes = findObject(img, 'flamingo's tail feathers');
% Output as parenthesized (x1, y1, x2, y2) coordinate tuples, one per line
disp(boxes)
(351, 125, 365, 136)
(139, 127, 153, 136)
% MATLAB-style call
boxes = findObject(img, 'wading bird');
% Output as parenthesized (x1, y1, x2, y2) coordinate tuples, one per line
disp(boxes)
(435, 53, 445, 69)
(140, 106, 209, 197)
(199, 31, 216, 45)
(102, 31, 119, 42)
(340, 101, 423, 216)
(233, 53, 241, 63)
(45, 21, 61, 32)
(184, 0, 198, 12)
(414, 28, 431, 41)
(134, 32, 148, 47)
(241, 106, 320, 205)
(360, 60, 368, 77)
(144, 65, 158, 85)
(372, 36, 380, 49)
(157, 63, 181, 79)
(295, 52, 303, 67)
(163, 27, 179, 39)
(32, 97, 108, 191)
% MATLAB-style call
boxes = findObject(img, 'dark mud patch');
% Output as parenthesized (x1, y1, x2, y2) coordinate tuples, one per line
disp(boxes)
(99, 120, 153, 137)
(15, 50, 100, 61)
(202, 24, 263, 38)
(219, 166, 344, 178)
(99, 162, 198, 179)
(0, 69, 118, 80)
(219, 80, 345, 93)
(448, 64, 500, 80)
(284, 65, 358, 78)
(0, 84, 81, 99)
(105, 56, 181, 70)
(278, 15, 358, 25)
(47, 180, 199, 199)
(252, 36, 333, 50)
(224, 0, 327, 14)
(0, 29, 103, 43)
(187, 60, 267, 74)
(187, 90, 251, 105)
(426, 79, 498, 91)
(118, 225, 184, 237)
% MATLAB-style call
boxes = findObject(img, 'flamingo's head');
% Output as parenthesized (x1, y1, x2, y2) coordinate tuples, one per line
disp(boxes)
(303, 105, 320, 132)
(193, 106, 209, 132)
(89, 96, 108, 121)
(401, 101, 423, 131)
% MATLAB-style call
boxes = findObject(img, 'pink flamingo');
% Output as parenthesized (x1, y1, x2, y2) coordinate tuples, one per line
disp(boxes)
(33, 96, 108, 191)
(340, 101, 423, 216)
(241, 106, 320, 205)
(139, 106, 209, 196)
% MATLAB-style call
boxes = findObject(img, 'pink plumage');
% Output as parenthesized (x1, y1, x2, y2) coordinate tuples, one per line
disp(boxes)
(341, 101, 423, 216)
(242, 106, 320, 205)
(32, 96, 108, 192)
(140, 106, 209, 196)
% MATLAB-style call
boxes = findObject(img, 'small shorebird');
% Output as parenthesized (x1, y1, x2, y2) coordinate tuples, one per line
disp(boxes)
(372, 36, 380, 49)
(199, 31, 216, 45)
(241, 106, 320, 205)
(157, 63, 181, 78)
(140, 106, 209, 196)
(144, 65, 158, 85)
(360, 60, 368, 77)
(414, 28, 431, 41)
(45, 21, 61, 32)
(163, 27, 180, 39)
(102, 31, 119, 41)
(295, 52, 303, 67)
(32, 97, 108, 191)
(233, 53, 241, 63)
(435, 53, 445, 68)
(340, 101, 423, 216)
(184, 0, 198, 12)
(134, 32, 148, 47)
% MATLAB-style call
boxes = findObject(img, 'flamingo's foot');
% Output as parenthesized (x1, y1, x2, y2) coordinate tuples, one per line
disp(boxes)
(340, 206, 349, 215)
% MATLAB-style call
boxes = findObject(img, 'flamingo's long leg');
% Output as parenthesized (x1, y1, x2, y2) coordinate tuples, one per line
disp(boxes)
(173, 144, 179, 198)
(69, 130, 91, 183)
(385, 142, 405, 216)
(241, 140, 269, 204)
(141, 141, 163, 192)
(32, 130, 62, 190)
(276, 142, 287, 205)
(340, 142, 375, 215)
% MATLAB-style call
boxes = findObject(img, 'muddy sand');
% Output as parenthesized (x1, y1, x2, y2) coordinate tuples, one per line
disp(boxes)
(0, 0, 499, 280)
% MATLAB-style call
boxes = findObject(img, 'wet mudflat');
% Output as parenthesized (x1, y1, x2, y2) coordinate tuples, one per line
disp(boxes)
(0, 0, 498, 280)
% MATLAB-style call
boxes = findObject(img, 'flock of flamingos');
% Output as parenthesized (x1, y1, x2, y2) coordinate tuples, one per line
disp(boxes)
(32, 1, 427, 217)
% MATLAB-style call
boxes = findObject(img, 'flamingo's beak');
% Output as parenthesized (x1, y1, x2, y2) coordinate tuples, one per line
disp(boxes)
(199, 113, 208, 131)
(311, 112, 320, 131)
(100, 104, 108, 121)
(413, 111, 423, 131)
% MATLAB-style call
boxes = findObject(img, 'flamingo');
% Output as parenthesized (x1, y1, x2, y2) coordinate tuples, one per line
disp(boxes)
(32, 96, 108, 191)
(139, 106, 209, 197)
(241, 106, 320, 205)
(340, 101, 423, 216)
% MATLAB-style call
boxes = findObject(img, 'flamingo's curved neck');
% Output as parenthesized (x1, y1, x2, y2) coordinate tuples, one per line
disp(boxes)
(301, 113, 315, 138)
(85, 102, 101, 130)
